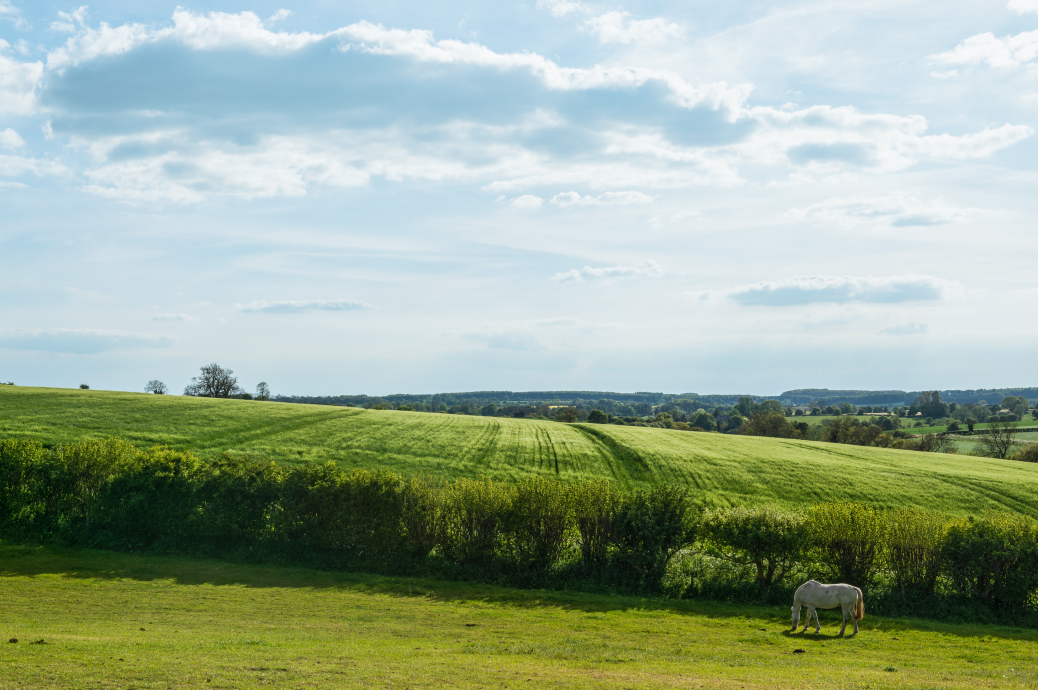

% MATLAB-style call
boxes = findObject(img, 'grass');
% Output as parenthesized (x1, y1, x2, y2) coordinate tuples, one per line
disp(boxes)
(3, 544, 1037, 689)
(5, 386, 1038, 515)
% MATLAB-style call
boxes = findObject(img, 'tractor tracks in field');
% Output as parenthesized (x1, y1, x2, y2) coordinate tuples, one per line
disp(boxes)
(570, 424, 653, 486)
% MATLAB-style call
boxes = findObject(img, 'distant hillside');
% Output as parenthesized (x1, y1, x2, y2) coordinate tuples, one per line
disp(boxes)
(4, 385, 1038, 516)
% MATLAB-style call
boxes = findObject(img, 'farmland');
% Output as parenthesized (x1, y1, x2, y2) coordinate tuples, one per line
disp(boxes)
(3, 386, 1038, 515)
(2, 543, 1036, 690)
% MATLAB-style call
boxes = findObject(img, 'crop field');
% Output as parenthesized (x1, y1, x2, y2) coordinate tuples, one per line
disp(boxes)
(4, 386, 1038, 515)
(2, 544, 1036, 690)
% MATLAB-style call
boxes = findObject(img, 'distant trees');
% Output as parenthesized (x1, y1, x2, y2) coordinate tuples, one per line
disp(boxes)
(554, 407, 580, 423)
(145, 380, 168, 395)
(914, 391, 948, 419)
(255, 382, 270, 401)
(587, 409, 609, 424)
(1002, 395, 1029, 417)
(79, 384, 89, 390)
(739, 411, 806, 439)
(183, 363, 243, 398)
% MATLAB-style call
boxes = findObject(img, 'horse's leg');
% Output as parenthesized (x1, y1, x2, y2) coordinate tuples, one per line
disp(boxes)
(839, 603, 848, 635)
(814, 607, 821, 633)
(852, 603, 859, 635)
(810, 606, 820, 633)
(802, 605, 812, 632)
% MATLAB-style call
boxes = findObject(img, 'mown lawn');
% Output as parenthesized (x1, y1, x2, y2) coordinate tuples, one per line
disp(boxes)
(4, 386, 1038, 515)
(2, 544, 1036, 689)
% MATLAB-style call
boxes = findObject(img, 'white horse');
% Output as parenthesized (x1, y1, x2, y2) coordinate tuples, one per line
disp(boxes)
(791, 580, 864, 635)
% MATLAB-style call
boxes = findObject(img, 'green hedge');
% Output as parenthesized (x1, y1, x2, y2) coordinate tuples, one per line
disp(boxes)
(3, 437, 1038, 619)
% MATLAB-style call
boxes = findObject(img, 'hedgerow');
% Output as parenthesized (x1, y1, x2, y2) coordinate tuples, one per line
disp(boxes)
(3, 437, 1038, 623)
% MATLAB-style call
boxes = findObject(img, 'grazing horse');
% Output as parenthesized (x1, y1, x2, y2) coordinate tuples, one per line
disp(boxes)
(791, 580, 864, 635)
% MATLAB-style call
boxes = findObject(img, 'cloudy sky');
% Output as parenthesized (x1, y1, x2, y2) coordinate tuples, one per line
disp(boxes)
(1, 0, 1036, 396)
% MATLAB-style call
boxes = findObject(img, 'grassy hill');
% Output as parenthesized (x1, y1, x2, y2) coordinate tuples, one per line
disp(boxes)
(3, 386, 1038, 515)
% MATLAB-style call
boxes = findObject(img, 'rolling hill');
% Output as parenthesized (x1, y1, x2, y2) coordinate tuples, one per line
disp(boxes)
(3, 386, 1038, 516)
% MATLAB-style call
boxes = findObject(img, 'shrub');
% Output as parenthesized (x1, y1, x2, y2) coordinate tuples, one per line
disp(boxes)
(884, 507, 949, 595)
(808, 501, 885, 587)
(436, 478, 511, 574)
(570, 479, 620, 572)
(586, 410, 608, 424)
(703, 506, 807, 586)
(610, 486, 699, 591)
(1013, 444, 1038, 463)
(501, 478, 571, 576)
(944, 513, 1038, 608)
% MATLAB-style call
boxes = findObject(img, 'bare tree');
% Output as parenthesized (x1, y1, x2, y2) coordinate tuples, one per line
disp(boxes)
(255, 382, 270, 401)
(145, 380, 168, 395)
(183, 363, 242, 398)
(978, 421, 1018, 459)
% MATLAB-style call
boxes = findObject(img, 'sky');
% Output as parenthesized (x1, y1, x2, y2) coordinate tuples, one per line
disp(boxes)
(1, 0, 1037, 397)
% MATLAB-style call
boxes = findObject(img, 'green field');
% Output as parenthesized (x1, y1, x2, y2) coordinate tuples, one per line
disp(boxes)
(2, 544, 1036, 689)
(4, 386, 1038, 515)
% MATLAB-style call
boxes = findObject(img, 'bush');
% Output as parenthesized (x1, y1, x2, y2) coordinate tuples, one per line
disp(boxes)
(587, 410, 608, 424)
(703, 506, 807, 586)
(944, 513, 1038, 609)
(809, 501, 885, 587)
(436, 478, 511, 575)
(609, 486, 699, 591)
(500, 478, 571, 577)
(1013, 444, 1038, 463)
(884, 507, 949, 595)
(570, 479, 620, 572)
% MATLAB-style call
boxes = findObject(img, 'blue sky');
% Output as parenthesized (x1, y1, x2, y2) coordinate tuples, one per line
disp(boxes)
(1, 0, 1036, 396)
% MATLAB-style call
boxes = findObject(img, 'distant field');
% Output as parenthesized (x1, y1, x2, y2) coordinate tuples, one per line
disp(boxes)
(4, 386, 1038, 515)
(2, 544, 1036, 690)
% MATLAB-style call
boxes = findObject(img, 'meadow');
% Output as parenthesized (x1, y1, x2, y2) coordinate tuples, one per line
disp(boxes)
(2, 543, 1036, 690)
(4, 386, 1038, 515)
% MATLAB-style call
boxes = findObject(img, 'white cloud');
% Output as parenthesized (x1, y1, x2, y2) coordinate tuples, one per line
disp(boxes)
(879, 322, 929, 336)
(0, 127, 25, 149)
(0, 53, 43, 115)
(550, 190, 654, 207)
(535, 0, 592, 17)
(551, 259, 664, 282)
(266, 9, 292, 24)
(789, 193, 987, 227)
(728, 275, 952, 307)
(51, 6, 88, 33)
(236, 299, 373, 313)
(0, 328, 176, 354)
(582, 11, 683, 45)
(511, 194, 544, 210)
(929, 30, 1038, 69)
(150, 313, 198, 321)
(46, 10, 749, 115)
(0, 153, 69, 178)
(1009, 0, 1038, 15)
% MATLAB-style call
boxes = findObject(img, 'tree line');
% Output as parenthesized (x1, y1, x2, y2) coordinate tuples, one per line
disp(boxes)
(3, 436, 1038, 625)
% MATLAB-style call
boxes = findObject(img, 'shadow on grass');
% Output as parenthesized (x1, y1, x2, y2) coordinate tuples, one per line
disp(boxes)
(3, 542, 1036, 643)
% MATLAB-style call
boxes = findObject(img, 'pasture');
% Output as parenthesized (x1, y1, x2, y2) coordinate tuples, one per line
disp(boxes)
(2, 544, 1036, 690)
(4, 386, 1038, 515)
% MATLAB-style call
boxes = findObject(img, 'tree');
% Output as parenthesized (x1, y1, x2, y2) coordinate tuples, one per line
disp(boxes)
(1002, 395, 1029, 417)
(739, 411, 805, 439)
(183, 363, 243, 398)
(554, 407, 580, 423)
(733, 396, 757, 417)
(79, 384, 89, 390)
(915, 391, 948, 419)
(587, 409, 608, 424)
(690, 411, 716, 431)
(255, 382, 270, 400)
(979, 421, 1018, 459)
(145, 380, 168, 395)
(966, 418, 978, 432)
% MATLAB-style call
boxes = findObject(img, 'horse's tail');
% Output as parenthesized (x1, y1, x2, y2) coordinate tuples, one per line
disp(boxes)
(855, 587, 864, 621)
